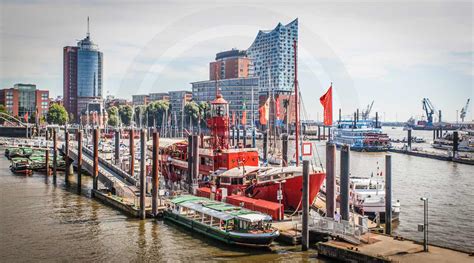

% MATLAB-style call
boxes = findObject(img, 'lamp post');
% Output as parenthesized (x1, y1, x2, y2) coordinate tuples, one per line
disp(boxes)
(420, 197, 429, 252)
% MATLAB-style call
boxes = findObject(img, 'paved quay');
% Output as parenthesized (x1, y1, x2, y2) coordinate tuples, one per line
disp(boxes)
(317, 234, 473, 262)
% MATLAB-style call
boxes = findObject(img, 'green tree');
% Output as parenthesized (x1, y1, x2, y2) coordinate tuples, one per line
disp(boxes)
(146, 100, 170, 128)
(0, 104, 6, 114)
(134, 105, 146, 127)
(118, 105, 133, 126)
(47, 104, 69, 125)
(184, 101, 200, 129)
(107, 106, 119, 127)
(198, 101, 210, 129)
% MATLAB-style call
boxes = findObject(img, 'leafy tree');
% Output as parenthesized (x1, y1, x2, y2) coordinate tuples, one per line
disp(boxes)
(198, 101, 210, 130)
(146, 100, 170, 128)
(118, 105, 133, 126)
(134, 105, 146, 127)
(107, 106, 119, 127)
(184, 101, 200, 129)
(0, 104, 6, 114)
(47, 104, 69, 125)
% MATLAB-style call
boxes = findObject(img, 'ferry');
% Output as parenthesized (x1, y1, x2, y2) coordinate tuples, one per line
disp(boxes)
(164, 195, 280, 247)
(332, 120, 391, 152)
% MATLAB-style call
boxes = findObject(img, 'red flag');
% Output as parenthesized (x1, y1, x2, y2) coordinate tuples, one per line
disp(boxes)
(275, 97, 281, 120)
(320, 85, 333, 126)
(24, 112, 29, 122)
(259, 98, 270, 125)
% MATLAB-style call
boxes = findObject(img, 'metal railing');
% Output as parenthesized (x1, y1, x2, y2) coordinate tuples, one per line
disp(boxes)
(309, 216, 368, 244)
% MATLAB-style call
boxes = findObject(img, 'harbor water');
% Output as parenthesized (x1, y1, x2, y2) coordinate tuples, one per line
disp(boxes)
(0, 126, 473, 262)
(0, 150, 321, 262)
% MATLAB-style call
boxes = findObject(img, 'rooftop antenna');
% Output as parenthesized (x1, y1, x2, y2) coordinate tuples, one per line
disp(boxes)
(87, 16, 90, 38)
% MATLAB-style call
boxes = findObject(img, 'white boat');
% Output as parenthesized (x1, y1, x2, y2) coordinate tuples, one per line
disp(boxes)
(350, 175, 400, 223)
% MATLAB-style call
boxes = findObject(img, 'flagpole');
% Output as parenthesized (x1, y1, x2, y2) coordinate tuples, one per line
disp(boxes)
(293, 40, 300, 166)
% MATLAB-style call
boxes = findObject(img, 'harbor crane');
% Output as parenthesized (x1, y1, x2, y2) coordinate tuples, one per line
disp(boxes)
(422, 98, 440, 126)
(460, 98, 470, 122)
(361, 101, 374, 120)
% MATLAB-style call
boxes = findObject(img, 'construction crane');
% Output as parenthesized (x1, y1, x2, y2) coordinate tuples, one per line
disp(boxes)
(361, 100, 374, 120)
(422, 98, 437, 126)
(460, 98, 470, 122)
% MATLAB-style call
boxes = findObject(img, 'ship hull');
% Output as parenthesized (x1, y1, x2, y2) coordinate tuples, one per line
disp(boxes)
(250, 172, 326, 211)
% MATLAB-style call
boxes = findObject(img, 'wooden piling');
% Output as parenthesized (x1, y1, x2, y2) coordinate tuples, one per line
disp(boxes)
(129, 129, 135, 176)
(192, 134, 199, 194)
(231, 126, 235, 146)
(139, 129, 146, 220)
(262, 131, 268, 162)
(252, 128, 256, 148)
(53, 129, 57, 184)
(326, 142, 336, 218)
(187, 134, 193, 192)
(64, 130, 70, 183)
(115, 129, 120, 165)
(385, 155, 392, 235)
(236, 127, 240, 147)
(407, 129, 412, 151)
(45, 130, 50, 177)
(282, 134, 288, 167)
(453, 131, 459, 157)
(302, 160, 309, 251)
(340, 145, 350, 221)
(92, 128, 99, 196)
(77, 130, 82, 194)
(152, 130, 159, 216)
(318, 126, 321, 141)
(243, 128, 247, 147)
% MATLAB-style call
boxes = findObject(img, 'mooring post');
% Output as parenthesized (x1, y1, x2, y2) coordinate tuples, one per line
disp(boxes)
(318, 126, 321, 141)
(129, 129, 135, 176)
(92, 128, 99, 196)
(340, 145, 350, 221)
(282, 133, 288, 167)
(453, 131, 459, 158)
(77, 130, 82, 194)
(385, 154, 392, 235)
(407, 129, 412, 151)
(152, 130, 159, 216)
(187, 135, 193, 192)
(252, 128, 256, 148)
(45, 130, 50, 177)
(302, 160, 310, 251)
(231, 126, 235, 146)
(192, 134, 199, 194)
(236, 126, 240, 147)
(432, 130, 436, 141)
(115, 129, 120, 165)
(53, 129, 57, 184)
(139, 129, 146, 220)
(262, 131, 268, 163)
(323, 125, 326, 140)
(64, 130, 71, 183)
(375, 112, 379, 128)
(326, 142, 336, 218)
(243, 128, 247, 147)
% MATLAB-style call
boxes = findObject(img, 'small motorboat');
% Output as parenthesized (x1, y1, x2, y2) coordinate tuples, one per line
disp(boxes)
(10, 157, 33, 175)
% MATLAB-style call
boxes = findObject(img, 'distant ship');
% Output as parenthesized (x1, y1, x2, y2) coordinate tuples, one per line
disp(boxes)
(431, 130, 474, 152)
(332, 120, 391, 152)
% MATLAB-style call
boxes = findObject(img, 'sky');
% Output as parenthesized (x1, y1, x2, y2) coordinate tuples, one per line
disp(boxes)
(0, 0, 472, 122)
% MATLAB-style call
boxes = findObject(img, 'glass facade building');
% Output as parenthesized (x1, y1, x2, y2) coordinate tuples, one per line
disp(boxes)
(64, 25, 103, 122)
(246, 19, 298, 94)
(191, 77, 259, 127)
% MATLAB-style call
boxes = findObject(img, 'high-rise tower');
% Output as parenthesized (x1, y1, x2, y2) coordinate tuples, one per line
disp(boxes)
(63, 17, 103, 122)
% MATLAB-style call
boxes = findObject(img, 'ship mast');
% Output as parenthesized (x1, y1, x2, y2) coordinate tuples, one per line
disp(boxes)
(293, 40, 299, 166)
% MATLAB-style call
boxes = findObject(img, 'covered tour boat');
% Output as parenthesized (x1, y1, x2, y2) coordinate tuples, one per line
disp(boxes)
(164, 195, 279, 247)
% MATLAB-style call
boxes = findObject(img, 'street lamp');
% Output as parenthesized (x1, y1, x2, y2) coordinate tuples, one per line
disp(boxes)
(419, 197, 429, 252)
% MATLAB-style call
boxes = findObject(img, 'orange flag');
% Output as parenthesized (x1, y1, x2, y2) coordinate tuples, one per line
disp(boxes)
(241, 111, 247, 126)
(24, 112, 29, 122)
(232, 111, 236, 126)
(319, 84, 333, 126)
